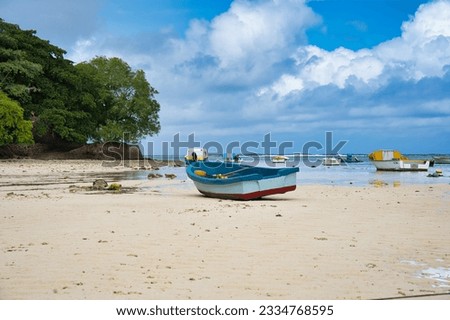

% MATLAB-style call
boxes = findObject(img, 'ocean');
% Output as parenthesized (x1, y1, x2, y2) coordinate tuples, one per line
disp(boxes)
(144, 153, 450, 187)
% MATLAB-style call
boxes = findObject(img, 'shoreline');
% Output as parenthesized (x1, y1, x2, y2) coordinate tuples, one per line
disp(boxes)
(1, 160, 449, 299)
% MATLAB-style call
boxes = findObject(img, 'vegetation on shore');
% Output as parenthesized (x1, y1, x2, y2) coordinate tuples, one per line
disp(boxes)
(0, 19, 160, 150)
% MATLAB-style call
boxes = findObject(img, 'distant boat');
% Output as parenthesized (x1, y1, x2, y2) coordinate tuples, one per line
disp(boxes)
(224, 153, 242, 163)
(322, 157, 341, 166)
(186, 161, 299, 200)
(340, 154, 363, 163)
(271, 155, 289, 163)
(427, 169, 444, 177)
(433, 156, 450, 164)
(185, 148, 208, 164)
(369, 150, 432, 171)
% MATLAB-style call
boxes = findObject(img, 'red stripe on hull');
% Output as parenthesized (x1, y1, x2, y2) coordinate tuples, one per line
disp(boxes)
(199, 185, 297, 201)
(375, 169, 429, 172)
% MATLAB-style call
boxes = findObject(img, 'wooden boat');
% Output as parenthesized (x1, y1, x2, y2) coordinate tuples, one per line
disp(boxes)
(433, 156, 450, 164)
(369, 150, 432, 171)
(322, 157, 341, 166)
(186, 161, 299, 200)
(271, 155, 289, 163)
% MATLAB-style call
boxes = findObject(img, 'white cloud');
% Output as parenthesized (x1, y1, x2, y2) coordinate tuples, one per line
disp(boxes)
(271, 75, 304, 96)
(69, 38, 99, 62)
(401, 0, 450, 44)
(208, 0, 319, 67)
(296, 46, 384, 87)
(265, 0, 450, 96)
(375, 0, 450, 80)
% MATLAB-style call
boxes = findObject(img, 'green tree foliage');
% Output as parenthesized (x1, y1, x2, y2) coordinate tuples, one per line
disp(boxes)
(0, 19, 94, 143)
(77, 57, 161, 143)
(0, 24, 43, 104)
(0, 19, 160, 146)
(0, 91, 33, 145)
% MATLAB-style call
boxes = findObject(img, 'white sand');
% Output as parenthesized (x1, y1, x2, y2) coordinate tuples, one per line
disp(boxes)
(1, 160, 449, 299)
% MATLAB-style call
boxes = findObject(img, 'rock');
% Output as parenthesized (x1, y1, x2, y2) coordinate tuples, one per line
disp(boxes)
(148, 173, 163, 179)
(93, 179, 108, 189)
(166, 161, 184, 167)
(107, 183, 122, 191)
(165, 173, 177, 179)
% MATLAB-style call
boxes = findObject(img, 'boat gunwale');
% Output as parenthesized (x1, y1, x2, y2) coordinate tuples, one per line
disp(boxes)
(186, 162, 299, 185)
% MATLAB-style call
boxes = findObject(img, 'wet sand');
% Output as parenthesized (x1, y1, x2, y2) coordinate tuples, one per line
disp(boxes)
(1, 160, 450, 299)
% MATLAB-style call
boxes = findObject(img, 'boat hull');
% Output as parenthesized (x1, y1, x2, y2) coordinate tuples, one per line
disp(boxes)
(192, 173, 297, 200)
(186, 162, 299, 200)
(322, 157, 341, 166)
(371, 160, 431, 171)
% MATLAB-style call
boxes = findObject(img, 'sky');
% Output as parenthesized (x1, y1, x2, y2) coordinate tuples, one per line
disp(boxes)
(1, 0, 450, 154)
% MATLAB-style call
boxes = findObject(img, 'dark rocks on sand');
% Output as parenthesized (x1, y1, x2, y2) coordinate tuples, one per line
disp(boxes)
(93, 179, 108, 189)
(148, 173, 163, 179)
(165, 173, 177, 179)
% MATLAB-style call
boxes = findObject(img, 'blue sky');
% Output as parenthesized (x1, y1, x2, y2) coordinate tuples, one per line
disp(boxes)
(1, 0, 450, 154)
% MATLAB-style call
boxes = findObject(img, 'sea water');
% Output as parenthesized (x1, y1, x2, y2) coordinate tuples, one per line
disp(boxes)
(145, 154, 450, 187)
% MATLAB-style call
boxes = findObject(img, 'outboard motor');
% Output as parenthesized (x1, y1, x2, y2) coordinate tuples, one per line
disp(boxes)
(185, 148, 208, 164)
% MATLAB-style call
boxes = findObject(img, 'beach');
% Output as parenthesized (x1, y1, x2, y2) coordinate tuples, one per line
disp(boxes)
(1, 159, 449, 300)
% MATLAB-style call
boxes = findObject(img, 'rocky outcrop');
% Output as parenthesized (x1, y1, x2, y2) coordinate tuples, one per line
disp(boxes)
(93, 179, 108, 190)
(0, 142, 144, 160)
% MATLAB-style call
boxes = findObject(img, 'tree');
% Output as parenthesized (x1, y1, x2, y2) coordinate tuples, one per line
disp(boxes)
(77, 56, 161, 143)
(0, 91, 33, 145)
(1, 19, 161, 146)
(0, 19, 94, 144)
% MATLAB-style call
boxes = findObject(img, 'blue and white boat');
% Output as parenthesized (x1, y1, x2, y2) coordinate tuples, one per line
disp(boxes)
(340, 154, 363, 163)
(186, 161, 299, 200)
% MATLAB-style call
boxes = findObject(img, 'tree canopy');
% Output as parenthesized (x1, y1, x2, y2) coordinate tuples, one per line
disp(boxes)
(0, 91, 33, 145)
(76, 57, 161, 143)
(0, 19, 160, 146)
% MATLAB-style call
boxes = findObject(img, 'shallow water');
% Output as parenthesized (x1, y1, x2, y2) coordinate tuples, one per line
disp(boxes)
(419, 267, 450, 288)
(122, 155, 450, 187)
(295, 161, 450, 186)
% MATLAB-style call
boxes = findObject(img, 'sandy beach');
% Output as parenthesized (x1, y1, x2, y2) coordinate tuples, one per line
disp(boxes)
(1, 159, 449, 300)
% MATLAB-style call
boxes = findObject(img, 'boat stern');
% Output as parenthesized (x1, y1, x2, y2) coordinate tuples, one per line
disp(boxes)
(185, 148, 208, 164)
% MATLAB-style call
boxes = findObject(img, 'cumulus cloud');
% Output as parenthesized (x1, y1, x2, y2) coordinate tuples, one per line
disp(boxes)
(265, 0, 450, 97)
(208, 0, 319, 67)
(374, 2, 450, 81)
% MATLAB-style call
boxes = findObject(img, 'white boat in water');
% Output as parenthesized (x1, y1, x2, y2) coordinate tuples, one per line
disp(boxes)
(322, 157, 341, 166)
(339, 154, 363, 163)
(369, 150, 432, 171)
(185, 147, 209, 163)
(271, 155, 289, 163)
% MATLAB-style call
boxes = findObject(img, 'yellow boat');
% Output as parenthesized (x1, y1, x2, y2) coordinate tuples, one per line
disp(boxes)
(368, 150, 432, 171)
(271, 155, 289, 163)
